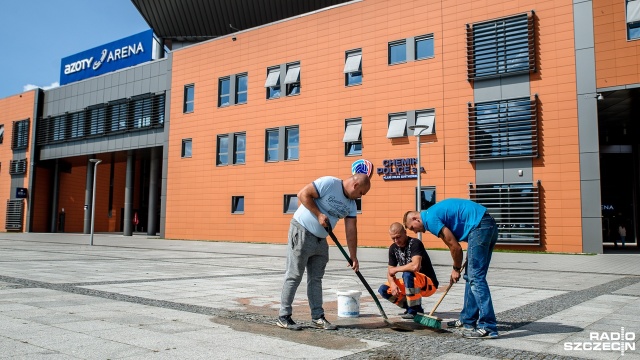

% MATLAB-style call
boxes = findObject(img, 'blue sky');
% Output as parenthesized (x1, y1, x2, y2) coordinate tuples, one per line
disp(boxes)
(0, 0, 149, 99)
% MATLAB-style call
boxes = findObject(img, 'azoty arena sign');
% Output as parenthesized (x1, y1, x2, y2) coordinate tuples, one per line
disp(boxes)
(60, 29, 156, 85)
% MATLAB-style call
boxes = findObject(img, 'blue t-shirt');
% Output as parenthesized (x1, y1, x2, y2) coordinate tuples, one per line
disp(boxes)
(293, 176, 357, 238)
(421, 198, 486, 242)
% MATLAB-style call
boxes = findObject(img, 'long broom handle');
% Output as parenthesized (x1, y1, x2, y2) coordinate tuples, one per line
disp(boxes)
(427, 260, 466, 317)
(326, 228, 389, 320)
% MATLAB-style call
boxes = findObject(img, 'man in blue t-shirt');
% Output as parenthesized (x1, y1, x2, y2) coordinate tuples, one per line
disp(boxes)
(404, 198, 499, 339)
(278, 173, 371, 331)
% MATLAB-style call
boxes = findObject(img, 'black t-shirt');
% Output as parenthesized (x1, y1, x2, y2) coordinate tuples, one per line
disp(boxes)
(388, 237, 439, 288)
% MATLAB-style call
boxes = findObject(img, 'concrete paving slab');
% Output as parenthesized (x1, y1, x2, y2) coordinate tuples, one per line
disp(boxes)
(1, 233, 639, 359)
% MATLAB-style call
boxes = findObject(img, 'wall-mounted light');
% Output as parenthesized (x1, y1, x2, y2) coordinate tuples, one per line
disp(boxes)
(232, 37, 237, 41)
(596, 93, 604, 101)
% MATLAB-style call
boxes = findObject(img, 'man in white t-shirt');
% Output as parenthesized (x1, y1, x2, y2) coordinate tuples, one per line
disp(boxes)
(277, 173, 371, 331)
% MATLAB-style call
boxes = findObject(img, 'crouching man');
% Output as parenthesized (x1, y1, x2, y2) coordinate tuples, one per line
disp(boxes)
(378, 222, 439, 319)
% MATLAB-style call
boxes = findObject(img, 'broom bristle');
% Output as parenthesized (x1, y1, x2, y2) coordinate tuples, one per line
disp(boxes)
(413, 314, 442, 329)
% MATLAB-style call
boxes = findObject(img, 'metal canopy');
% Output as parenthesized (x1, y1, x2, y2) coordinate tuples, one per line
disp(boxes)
(131, 0, 353, 42)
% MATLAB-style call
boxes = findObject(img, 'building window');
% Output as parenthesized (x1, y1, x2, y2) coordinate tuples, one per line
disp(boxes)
(109, 102, 128, 132)
(416, 186, 436, 211)
(219, 77, 231, 107)
(218, 132, 245, 165)
(284, 62, 301, 96)
(388, 40, 407, 64)
(88, 105, 106, 135)
(266, 126, 299, 162)
(233, 133, 246, 165)
(181, 139, 192, 158)
(285, 126, 299, 160)
(470, 182, 540, 244)
(468, 96, 538, 161)
(52, 116, 65, 141)
(0, 124, 4, 144)
(217, 135, 229, 165)
(387, 113, 407, 138)
(265, 67, 281, 99)
(11, 119, 30, 150)
(36, 93, 165, 146)
(231, 196, 245, 214)
(266, 129, 279, 162)
(236, 74, 248, 104)
(343, 118, 362, 156)
(69, 112, 85, 138)
(344, 50, 362, 86)
(132, 96, 152, 128)
(627, 0, 640, 39)
(415, 35, 434, 60)
(413, 110, 435, 135)
(467, 13, 535, 80)
(184, 84, 195, 113)
(284, 194, 298, 213)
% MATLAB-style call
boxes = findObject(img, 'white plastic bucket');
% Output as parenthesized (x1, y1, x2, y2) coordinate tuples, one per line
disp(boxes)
(337, 289, 361, 318)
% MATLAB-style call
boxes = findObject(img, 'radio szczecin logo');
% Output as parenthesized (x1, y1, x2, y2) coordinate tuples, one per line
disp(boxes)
(564, 328, 635, 356)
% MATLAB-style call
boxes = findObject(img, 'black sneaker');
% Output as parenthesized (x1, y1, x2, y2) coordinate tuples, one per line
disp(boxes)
(447, 319, 474, 330)
(311, 316, 337, 330)
(463, 328, 498, 339)
(276, 315, 302, 330)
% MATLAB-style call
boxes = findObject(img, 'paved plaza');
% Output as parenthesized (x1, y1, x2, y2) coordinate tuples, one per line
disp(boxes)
(0, 232, 638, 359)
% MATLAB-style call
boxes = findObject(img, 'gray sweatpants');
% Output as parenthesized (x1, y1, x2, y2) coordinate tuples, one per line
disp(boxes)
(279, 219, 329, 319)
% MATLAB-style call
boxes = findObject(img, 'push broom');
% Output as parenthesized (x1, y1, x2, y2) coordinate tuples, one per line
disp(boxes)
(326, 228, 413, 332)
(414, 260, 466, 329)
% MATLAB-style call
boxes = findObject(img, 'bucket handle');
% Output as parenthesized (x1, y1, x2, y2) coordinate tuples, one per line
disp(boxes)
(337, 278, 360, 291)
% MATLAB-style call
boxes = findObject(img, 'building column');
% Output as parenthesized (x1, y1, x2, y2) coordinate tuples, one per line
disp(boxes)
(147, 147, 160, 235)
(123, 151, 135, 236)
(50, 159, 60, 233)
(83, 156, 95, 234)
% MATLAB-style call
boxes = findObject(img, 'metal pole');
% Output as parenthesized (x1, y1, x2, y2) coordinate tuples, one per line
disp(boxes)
(90, 159, 102, 246)
(416, 134, 422, 240)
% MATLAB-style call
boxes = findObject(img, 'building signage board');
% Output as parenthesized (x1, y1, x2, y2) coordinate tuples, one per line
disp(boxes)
(60, 29, 155, 85)
(16, 188, 28, 199)
(376, 158, 425, 181)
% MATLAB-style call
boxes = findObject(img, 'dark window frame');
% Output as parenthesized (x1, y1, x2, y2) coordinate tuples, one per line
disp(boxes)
(235, 74, 248, 104)
(283, 194, 298, 213)
(344, 118, 362, 156)
(415, 34, 435, 60)
(218, 77, 231, 107)
(345, 49, 363, 86)
(181, 138, 192, 158)
(468, 96, 538, 161)
(217, 134, 229, 166)
(470, 182, 541, 244)
(388, 40, 407, 65)
(231, 196, 245, 214)
(466, 12, 535, 80)
(184, 84, 195, 113)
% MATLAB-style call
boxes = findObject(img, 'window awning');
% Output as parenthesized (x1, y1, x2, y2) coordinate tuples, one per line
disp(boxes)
(284, 66, 301, 84)
(387, 115, 407, 138)
(343, 122, 362, 142)
(264, 69, 280, 87)
(344, 54, 362, 73)
(628, 0, 640, 23)
(414, 112, 435, 135)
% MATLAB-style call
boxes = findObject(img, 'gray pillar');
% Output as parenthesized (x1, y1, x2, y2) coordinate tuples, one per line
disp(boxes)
(123, 151, 135, 236)
(83, 156, 95, 234)
(50, 159, 60, 233)
(147, 147, 161, 235)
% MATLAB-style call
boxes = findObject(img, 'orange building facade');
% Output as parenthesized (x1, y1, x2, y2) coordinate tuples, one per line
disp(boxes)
(1, 0, 639, 254)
